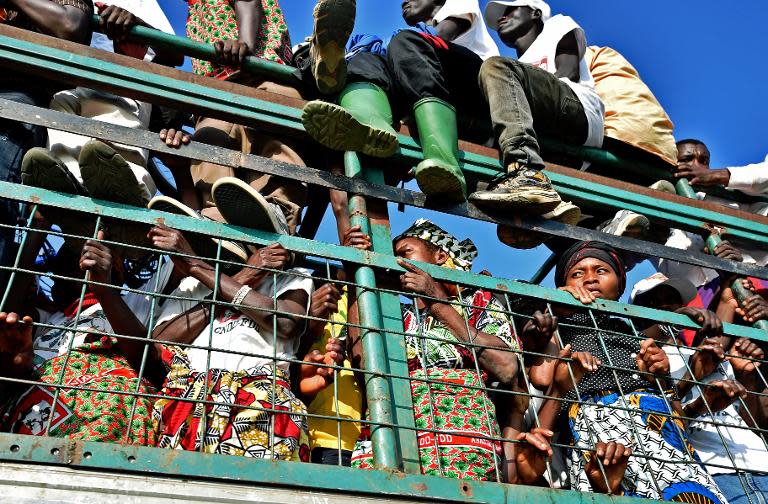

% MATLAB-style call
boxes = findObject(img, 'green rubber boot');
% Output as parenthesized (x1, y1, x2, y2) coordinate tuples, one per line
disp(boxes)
(301, 82, 399, 158)
(413, 97, 467, 201)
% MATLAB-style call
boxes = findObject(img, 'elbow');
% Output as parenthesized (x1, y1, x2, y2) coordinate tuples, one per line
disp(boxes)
(492, 356, 520, 387)
(53, 16, 90, 43)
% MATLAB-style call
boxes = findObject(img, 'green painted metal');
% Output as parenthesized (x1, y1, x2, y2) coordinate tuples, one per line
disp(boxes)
(344, 152, 401, 470)
(0, 432, 647, 504)
(1, 181, 764, 342)
(1, 33, 767, 247)
(89, 15, 298, 85)
(355, 156, 421, 474)
(0, 32, 303, 132)
(675, 180, 768, 333)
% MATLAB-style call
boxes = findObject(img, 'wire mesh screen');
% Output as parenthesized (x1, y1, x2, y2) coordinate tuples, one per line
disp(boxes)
(1, 196, 767, 504)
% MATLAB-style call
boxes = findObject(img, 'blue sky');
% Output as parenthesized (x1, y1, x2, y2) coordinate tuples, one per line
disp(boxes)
(156, 0, 768, 296)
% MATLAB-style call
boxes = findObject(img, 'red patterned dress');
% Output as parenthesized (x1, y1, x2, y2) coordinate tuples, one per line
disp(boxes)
(352, 289, 520, 481)
(186, 0, 294, 81)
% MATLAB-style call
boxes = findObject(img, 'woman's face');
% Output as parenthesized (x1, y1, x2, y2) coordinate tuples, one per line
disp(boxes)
(394, 237, 445, 265)
(565, 257, 621, 301)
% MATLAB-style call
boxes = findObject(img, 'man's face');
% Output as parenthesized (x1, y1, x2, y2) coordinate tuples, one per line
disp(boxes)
(401, 0, 438, 26)
(637, 285, 683, 312)
(394, 237, 444, 265)
(677, 142, 711, 173)
(497, 6, 537, 46)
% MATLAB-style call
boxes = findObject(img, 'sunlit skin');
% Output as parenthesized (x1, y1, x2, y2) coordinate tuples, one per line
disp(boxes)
(677, 142, 711, 170)
(496, 6, 539, 47)
(560, 257, 621, 303)
(394, 236, 447, 267)
(401, 0, 442, 25)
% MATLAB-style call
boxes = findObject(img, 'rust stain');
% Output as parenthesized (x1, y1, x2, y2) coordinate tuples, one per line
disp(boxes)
(460, 483, 474, 497)
(411, 483, 428, 492)
(496, 283, 509, 291)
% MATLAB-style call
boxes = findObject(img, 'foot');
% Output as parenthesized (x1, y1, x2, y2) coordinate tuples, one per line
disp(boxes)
(211, 177, 289, 235)
(148, 195, 248, 267)
(469, 168, 561, 215)
(301, 100, 398, 158)
(310, 0, 356, 95)
(649, 180, 676, 194)
(414, 159, 467, 202)
(21, 148, 95, 251)
(598, 209, 650, 239)
(79, 140, 151, 259)
(496, 201, 581, 249)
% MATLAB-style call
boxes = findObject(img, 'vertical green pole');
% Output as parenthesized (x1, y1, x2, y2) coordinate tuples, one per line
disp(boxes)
(344, 152, 401, 470)
(676, 179, 768, 332)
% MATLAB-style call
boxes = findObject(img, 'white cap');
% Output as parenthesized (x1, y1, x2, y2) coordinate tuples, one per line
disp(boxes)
(484, 0, 552, 31)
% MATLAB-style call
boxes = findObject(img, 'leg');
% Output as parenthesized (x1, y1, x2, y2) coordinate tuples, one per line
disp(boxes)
(190, 116, 241, 208)
(478, 57, 588, 170)
(0, 90, 46, 288)
(302, 53, 399, 158)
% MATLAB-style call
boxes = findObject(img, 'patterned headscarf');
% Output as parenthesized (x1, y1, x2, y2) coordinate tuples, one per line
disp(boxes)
(394, 219, 478, 272)
(555, 241, 627, 296)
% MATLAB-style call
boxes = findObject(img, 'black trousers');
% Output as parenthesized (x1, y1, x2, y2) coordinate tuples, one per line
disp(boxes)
(346, 30, 491, 140)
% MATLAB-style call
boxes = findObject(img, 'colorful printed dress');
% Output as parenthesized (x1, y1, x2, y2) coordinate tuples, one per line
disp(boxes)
(561, 312, 728, 503)
(186, 0, 294, 80)
(352, 289, 520, 481)
(1, 298, 156, 445)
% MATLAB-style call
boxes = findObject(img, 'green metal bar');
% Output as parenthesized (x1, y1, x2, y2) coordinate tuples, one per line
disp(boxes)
(529, 252, 558, 284)
(1, 34, 766, 245)
(89, 14, 299, 85)
(0, 181, 764, 342)
(356, 159, 420, 474)
(0, 432, 648, 504)
(676, 179, 768, 333)
(344, 152, 401, 470)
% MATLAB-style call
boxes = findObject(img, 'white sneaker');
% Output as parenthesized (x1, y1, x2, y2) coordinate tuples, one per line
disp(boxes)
(598, 210, 650, 238)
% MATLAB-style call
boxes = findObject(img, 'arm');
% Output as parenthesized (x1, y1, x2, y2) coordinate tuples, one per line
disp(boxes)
(435, 16, 471, 42)
(725, 160, 768, 195)
(399, 259, 518, 385)
(9, 0, 91, 42)
(234, 0, 265, 56)
(80, 232, 163, 375)
(554, 31, 580, 82)
(0, 312, 35, 384)
(97, 5, 184, 67)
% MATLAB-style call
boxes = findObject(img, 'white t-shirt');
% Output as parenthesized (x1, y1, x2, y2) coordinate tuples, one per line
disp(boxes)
(91, 0, 175, 62)
(726, 155, 768, 196)
(431, 0, 500, 60)
(517, 14, 604, 148)
(156, 268, 314, 373)
(666, 345, 768, 474)
(33, 258, 174, 369)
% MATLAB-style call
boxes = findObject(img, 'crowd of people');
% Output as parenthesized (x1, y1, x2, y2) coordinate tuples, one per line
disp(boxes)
(0, 0, 767, 502)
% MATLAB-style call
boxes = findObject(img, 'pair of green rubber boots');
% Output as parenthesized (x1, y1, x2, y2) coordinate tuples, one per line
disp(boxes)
(302, 83, 466, 202)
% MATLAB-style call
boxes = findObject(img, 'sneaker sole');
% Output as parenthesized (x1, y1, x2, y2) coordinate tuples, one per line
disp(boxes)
(544, 202, 581, 225)
(469, 189, 561, 215)
(79, 140, 146, 208)
(415, 160, 466, 202)
(302, 101, 398, 158)
(311, 0, 356, 95)
(612, 215, 651, 237)
(148, 196, 247, 264)
(497, 225, 545, 250)
(212, 178, 282, 233)
(21, 148, 95, 250)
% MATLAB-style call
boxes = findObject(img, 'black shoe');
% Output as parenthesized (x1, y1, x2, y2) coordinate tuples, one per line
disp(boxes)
(469, 167, 561, 215)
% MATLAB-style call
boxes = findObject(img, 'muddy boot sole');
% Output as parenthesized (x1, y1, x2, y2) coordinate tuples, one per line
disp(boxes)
(415, 159, 467, 202)
(311, 0, 356, 95)
(302, 100, 398, 158)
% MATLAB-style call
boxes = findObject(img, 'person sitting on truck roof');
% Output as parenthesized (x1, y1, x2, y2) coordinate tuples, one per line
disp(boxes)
(147, 223, 314, 461)
(0, 236, 174, 445)
(632, 273, 768, 504)
(0, 0, 92, 290)
(20, 2, 182, 259)
(530, 241, 728, 501)
(176, 0, 356, 238)
(301, 0, 500, 203)
(467, 0, 604, 249)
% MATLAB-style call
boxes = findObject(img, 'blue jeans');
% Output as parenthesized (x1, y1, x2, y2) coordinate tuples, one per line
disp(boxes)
(0, 89, 47, 286)
(714, 473, 768, 504)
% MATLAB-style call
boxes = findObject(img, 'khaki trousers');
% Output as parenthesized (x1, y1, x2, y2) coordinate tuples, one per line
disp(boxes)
(191, 81, 308, 234)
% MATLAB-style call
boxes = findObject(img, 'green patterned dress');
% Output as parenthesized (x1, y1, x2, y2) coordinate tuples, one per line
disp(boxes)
(352, 289, 521, 481)
(186, 0, 294, 80)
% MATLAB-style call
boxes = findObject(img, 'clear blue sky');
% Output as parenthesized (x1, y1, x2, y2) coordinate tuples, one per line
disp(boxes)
(156, 0, 768, 296)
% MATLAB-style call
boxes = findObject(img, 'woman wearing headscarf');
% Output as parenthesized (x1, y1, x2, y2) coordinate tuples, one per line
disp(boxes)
(351, 219, 555, 482)
(532, 241, 728, 501)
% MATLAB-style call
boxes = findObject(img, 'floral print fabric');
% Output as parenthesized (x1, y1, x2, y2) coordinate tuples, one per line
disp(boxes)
(152, 345, 309, 461)
(186, 0, 293, 80)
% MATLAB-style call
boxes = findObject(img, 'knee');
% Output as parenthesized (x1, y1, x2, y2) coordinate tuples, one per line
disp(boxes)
(479, 57, 523, 88)
(387, 30, 427, 61)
